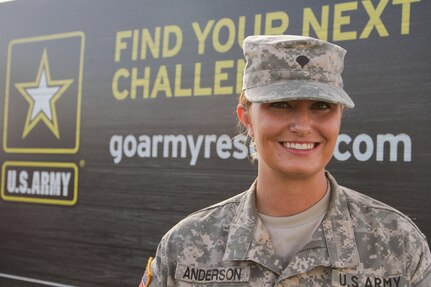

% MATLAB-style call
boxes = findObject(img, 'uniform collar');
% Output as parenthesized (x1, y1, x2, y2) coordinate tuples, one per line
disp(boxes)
(322, 172, 360, 268)
(222, 172, 360, 275)
(281, 172, 360, 278)
(222, 179, 285, 274)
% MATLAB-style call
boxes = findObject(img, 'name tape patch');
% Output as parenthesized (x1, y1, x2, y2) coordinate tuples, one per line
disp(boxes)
(175, 264, 250, 283)
(332, 270, 410, 287)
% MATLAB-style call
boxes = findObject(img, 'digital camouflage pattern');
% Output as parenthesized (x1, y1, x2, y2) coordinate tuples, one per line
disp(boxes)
(242, 35, 355, 109)
(144, 173, 431, 287)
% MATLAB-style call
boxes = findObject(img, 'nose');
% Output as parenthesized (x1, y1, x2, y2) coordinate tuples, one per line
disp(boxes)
(289, 109, 312, 136)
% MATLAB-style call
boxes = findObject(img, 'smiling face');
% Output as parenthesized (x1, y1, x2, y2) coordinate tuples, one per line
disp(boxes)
(237, 100, 342, 180)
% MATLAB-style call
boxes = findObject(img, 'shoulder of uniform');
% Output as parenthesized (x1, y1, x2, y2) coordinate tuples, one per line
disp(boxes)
(160, 190, 247, 243)
(187, 191, 245, 217)
(340, 185, 426, 239)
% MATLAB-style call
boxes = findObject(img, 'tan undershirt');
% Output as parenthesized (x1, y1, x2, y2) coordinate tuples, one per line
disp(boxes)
(258, 182, 331, 265)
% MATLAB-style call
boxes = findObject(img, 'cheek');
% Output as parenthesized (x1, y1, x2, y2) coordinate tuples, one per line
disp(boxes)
(248, 110, 262, 138)
(250, 114, 277, 141)
(323, 118, 342, 146)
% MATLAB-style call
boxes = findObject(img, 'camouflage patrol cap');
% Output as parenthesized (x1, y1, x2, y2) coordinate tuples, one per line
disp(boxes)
(242, 35, 355, 108)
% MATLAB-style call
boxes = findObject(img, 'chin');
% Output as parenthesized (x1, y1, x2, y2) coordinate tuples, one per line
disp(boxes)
(276, 163, 326, 179)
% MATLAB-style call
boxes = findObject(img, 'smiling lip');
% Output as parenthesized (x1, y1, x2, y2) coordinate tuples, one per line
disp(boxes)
(281, 142, 318, 150)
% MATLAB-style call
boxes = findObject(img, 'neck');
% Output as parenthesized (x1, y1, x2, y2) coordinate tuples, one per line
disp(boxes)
(256, 169, 328, 217)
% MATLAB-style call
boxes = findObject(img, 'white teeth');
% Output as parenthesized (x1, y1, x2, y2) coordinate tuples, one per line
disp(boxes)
(284, 142, 315, 150)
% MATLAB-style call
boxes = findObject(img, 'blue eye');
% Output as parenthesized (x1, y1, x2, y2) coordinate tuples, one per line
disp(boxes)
(270, 102, 292, 108)
(311, 102, 331, 110)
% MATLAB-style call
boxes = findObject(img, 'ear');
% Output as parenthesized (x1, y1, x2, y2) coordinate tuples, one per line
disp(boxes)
(237, 104, 254, 137)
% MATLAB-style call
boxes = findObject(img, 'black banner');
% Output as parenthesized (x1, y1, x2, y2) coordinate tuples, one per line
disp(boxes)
(0, 0, 430, 286)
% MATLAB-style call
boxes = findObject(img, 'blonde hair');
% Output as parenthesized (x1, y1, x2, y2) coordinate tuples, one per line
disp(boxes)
(238, 90, 252, 108)
(236, 90, 251, 134)
(236, 90, 257, 162)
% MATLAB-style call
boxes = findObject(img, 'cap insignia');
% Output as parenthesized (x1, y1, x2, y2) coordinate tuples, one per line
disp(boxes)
(296, 55, 309, 68)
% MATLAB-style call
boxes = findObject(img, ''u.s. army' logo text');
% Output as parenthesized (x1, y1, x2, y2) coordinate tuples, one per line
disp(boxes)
(1, 161, 78, 206)
(3, 32, 84, 153)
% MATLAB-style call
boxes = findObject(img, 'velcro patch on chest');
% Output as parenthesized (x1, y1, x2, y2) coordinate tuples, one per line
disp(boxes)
(332, 270, 410, 287)
(175, 264, 250, 283)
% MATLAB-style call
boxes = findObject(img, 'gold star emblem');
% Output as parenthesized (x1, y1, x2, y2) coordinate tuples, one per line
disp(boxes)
(15, 49, 73, 139)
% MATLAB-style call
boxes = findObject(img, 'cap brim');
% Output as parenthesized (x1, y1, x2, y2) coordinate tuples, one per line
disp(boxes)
(245, 80, 355, 109)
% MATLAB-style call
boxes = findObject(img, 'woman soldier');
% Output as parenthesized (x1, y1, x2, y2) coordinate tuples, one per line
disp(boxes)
(139, 35, 430, 287)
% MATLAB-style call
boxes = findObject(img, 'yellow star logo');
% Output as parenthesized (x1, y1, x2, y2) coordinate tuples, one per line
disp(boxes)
(15, 49, 73, 139)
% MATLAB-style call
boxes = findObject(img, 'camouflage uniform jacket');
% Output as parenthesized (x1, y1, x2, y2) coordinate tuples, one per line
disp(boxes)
(147, 173, 431, 287)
